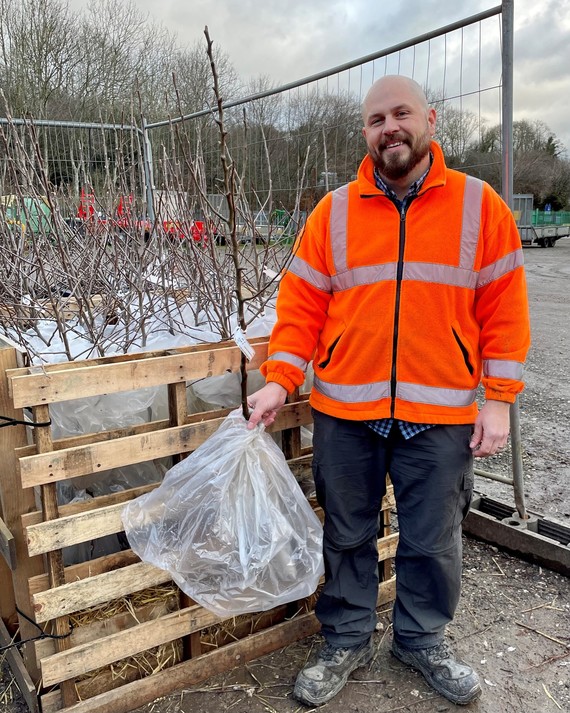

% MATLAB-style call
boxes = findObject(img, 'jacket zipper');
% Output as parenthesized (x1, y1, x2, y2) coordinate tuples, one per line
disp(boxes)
(390, 199, 413, 417)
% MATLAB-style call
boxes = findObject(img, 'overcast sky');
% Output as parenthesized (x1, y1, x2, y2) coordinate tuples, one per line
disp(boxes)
(69, 0, 570, 154)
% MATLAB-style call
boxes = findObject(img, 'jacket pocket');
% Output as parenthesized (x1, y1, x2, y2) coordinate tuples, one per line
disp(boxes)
(318, 333, 342, 370)
(451, 321, 474, 376)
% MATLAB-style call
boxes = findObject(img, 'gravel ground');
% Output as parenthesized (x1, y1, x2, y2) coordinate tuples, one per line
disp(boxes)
(1, 239, 569, 713)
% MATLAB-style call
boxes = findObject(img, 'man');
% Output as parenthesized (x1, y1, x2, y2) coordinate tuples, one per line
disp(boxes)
(247, 75, 530, 707)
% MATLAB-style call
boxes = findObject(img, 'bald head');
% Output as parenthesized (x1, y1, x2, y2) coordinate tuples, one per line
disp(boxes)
(362, 75, 429, 123)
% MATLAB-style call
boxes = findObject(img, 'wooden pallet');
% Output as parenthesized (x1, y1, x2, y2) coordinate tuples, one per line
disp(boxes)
(0, 338, 397, 713)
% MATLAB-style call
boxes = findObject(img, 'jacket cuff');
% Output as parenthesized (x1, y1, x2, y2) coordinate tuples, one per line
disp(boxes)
(265, 373, 298, 394)
(483, 387, 517, 404)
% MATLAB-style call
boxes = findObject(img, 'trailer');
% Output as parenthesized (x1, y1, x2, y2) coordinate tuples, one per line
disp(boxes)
(514, 194, 570, 247)
(518, 223, 570, 247)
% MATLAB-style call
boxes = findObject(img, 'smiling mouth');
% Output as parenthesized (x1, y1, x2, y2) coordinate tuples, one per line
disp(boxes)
(384, 141, 405, 150)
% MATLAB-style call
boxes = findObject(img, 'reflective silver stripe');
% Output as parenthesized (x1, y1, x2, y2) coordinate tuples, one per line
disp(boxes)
(288, 255, 332, 293)
(332, 263, 398, 291)
(314, 376, 477, 407)
(483, 359, 524, 380)
(330, 185, 349, 273)
(460, 176, 484, 270)
(313, 375, 391, 403)
(268, 352, 309, 371)
(402, 262, 477, 288)
(328, 176, 485, 291)
(397, 382, 477, 407)
(477, 249, 524, 288)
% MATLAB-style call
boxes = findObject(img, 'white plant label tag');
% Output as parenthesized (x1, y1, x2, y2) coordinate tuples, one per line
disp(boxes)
(233, 327, 256, 361)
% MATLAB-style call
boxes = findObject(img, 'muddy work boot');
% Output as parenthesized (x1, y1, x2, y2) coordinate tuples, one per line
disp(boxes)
(392, 639, 481, 705)
(293, 638, 374, 706)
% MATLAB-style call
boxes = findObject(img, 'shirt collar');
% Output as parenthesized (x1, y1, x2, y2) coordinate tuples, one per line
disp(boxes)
(374, 152, 433, 201)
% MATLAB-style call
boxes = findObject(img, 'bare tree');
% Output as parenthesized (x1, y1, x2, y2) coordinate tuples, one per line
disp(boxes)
(0, 0, 81, 117)
(242, 75, 283, 127)
(74, 0, 171, 117)
(436, 105, 479, 167)
(169, 42, 240, 115)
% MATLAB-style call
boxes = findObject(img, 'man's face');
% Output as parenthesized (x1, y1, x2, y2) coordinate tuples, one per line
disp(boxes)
(362, 79, 436, 181)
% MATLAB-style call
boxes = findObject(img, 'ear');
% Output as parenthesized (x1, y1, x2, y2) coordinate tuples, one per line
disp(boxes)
(427, 107, 437, 136)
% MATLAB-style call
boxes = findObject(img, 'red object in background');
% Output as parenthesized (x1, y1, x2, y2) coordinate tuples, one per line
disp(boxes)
(77, 187, 95, 220)
(116, 194, 134, 218)
(76, 189, 208, 243)
(190, 220, 205, 242)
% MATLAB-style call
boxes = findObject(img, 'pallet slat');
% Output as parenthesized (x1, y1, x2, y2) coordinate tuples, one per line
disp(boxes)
(29, 550, 140, 596)
(26, 495, 396, 557)
(0, 514, 17, 569)
(8, 345, 267, 408)
(0, 345, 46, 679)
(19, 419, 224, 487)
(34, 404, 78, 708)
(6, 337, 271, 381)
(18, 401, 312, 488)
(22, 483, 158, 530)
(40, 603, 216, 686)
(32, 562, 170, 623)
(35, 596, 179, 661)
(26, 502, 130, 557)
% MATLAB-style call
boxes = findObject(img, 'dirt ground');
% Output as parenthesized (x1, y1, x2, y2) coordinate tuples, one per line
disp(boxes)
(1, 239, 569, 713)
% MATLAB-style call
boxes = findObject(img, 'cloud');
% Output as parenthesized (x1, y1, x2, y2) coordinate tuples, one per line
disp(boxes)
(512, 0, 570, 151)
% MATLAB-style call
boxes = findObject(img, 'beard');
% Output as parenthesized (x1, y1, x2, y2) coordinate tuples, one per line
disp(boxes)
(371, 128, 431, 181)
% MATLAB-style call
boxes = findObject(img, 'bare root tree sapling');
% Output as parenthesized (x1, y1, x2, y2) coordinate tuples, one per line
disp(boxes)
(204, 26, 252, 418)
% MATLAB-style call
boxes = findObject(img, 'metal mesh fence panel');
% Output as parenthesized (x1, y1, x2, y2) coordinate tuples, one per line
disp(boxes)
(146, 8, 504, 232)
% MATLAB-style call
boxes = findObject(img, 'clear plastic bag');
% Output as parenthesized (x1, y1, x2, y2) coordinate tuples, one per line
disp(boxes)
(122, 409, 323, 617)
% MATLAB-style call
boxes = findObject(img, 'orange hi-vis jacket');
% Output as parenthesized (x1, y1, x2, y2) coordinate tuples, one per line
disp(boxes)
(261, 141, 531, 424)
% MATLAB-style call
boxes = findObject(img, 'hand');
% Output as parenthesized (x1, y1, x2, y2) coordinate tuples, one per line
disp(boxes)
(470, 400, 511, 457)
(246, 382, 288, 430)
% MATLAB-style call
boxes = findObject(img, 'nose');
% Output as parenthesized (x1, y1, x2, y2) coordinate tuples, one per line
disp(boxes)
(383, 114, 400, 134)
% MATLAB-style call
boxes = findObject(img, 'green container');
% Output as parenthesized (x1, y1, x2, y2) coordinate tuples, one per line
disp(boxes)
(1, 195, 51, 234)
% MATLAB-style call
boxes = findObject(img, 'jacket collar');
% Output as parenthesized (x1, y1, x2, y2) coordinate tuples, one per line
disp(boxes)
(356, 140, 447, 198)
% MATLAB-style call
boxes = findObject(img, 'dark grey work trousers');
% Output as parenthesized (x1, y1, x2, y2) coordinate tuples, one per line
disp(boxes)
(311, 409, 474, 650)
